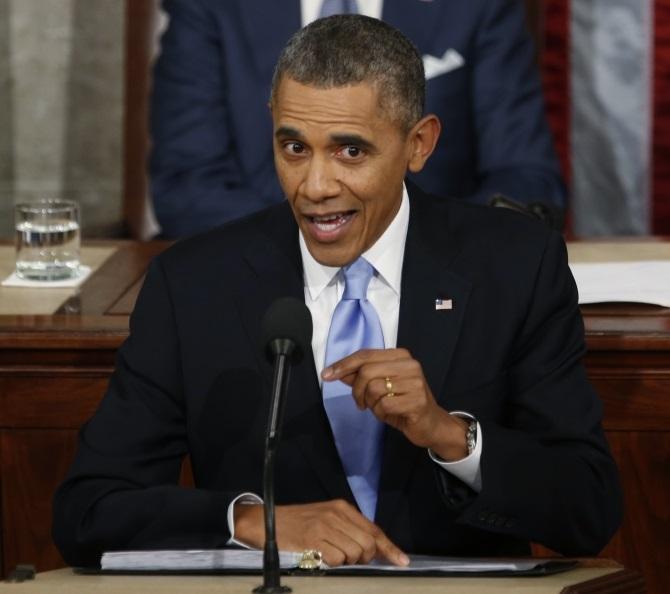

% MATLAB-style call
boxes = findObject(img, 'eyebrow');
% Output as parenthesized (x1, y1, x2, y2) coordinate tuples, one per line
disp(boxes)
(274, 127, 378, 153)
(330, 133, 376, 152)
(275, 126, 304, 140)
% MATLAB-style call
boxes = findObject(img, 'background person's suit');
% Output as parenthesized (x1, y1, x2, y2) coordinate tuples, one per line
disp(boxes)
(150, 0, 565, 237)
(53, 183, 621, 567)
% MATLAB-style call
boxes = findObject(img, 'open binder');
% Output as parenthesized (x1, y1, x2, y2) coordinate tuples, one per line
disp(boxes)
(81, 549, 578, 578)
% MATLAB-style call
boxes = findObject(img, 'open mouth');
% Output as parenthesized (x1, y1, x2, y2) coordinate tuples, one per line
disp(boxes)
(309, 211, 356, 233)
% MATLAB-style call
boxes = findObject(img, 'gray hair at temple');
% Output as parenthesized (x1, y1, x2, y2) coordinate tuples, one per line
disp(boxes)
(270, 14, 425, 133)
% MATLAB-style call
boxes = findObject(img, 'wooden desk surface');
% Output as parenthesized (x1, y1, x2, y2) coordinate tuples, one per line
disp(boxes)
(0, 241, 167, 351)
(568, 240, 670, 349)
(567, 238, 670, 262)
(0, 565, 635, 594)
(0, 247, 117, 316)
(0, 239, 666, 342)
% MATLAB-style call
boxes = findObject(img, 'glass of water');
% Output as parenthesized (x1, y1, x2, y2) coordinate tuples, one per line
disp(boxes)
(15, 200, 81, 281)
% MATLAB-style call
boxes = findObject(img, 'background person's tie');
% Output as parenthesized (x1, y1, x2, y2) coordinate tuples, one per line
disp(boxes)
(322, 257, 384, 520)
(319, 0, 358, 18)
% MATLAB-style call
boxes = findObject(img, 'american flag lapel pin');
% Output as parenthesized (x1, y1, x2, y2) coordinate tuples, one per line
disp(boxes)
(435, 298, 453, 311)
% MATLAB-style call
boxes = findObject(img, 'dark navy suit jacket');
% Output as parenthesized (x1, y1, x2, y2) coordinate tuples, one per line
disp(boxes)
(53, 183, 620, 567)
(150, 0, 566, 237)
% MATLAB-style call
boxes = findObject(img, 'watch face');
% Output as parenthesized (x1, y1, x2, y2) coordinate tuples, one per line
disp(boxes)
(466, 421, 477, 455)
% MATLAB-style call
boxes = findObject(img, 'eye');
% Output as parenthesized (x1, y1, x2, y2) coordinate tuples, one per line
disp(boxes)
(283, 141, 306, 155)
(338, 145, 364, 160)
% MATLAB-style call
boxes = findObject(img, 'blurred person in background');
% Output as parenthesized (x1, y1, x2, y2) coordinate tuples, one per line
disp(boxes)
(149, 0, 565, 238)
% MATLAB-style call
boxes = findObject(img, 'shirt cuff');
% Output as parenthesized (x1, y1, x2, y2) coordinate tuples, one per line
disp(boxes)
(428, 411, 482, 492)
(226, 492, 263, 548)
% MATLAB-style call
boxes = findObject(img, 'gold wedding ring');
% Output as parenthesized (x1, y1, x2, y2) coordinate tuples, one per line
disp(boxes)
(385, 377, 395, 397)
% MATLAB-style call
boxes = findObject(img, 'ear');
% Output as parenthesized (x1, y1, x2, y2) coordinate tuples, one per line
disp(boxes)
(406, 114, 441, 173)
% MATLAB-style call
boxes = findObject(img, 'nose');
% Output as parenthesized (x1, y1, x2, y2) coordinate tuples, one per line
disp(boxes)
(300, 155, 340, 202)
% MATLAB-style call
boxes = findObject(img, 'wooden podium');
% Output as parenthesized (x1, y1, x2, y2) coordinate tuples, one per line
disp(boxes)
(0, 562, 647, 594)
(0, 240, 667, 593)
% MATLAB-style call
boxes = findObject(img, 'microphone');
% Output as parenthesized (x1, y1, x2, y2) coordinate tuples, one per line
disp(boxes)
(254, 297, 312, 594)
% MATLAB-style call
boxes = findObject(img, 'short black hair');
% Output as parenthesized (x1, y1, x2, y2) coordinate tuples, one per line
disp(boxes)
(271, 15, 425, 132)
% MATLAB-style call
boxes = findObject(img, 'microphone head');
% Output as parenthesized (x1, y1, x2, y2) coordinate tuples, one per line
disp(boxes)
(260, 297, 313, 363)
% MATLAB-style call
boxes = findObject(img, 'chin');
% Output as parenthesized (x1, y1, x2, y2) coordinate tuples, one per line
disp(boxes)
(310, 245, 360, 268)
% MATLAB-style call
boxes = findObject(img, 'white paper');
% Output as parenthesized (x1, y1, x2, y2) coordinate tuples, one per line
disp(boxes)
(332, 555, 541, 573)
(101, 549, 304, 571)
(1, 265, 92, 288)
(569, 261, 670, 307)
(101, 549, 545, 574)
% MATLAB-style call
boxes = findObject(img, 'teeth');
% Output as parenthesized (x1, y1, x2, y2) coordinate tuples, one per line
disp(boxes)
(314, 214, 341, 222)
(312, 212, 350, 232)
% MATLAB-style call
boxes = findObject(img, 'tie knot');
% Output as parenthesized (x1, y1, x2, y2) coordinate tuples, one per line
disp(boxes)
(342, 257, 375, 300)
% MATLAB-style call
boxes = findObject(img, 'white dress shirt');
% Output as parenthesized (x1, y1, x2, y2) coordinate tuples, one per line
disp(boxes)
(301, 0, 383, 26)
(301, 186, 407, 375)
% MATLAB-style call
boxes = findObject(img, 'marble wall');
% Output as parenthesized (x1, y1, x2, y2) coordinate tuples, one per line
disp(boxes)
(0, 0, 124, 238)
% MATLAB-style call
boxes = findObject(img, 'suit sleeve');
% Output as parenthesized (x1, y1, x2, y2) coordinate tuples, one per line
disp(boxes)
(52, 258, 238, 567)
(436, 231, 622, 555)
(150, 0, 280, 238)
(468, 0, 566, 208)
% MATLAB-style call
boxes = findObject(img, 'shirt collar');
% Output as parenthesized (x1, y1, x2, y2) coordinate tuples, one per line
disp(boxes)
(300, 0, 384, 27)
(300, 184, 410, 300)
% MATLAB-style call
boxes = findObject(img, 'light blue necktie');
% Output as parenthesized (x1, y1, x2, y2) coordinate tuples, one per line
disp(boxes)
(319, 0, 358, 18)
(323, 257, 384, 520)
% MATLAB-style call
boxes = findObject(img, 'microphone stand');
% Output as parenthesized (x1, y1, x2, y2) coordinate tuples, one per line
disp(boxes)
(254, 339, 294, 594)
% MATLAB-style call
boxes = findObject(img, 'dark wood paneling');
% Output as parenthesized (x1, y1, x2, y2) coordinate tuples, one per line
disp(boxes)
(0, 347, 119, 367)
(589, 372, 670, 431)
(0, 241, 165, 575)
(0, 430, 77, 576)
(0, 374, 108, 428)
(599, 432, 670, 594)
(531, 430, 669, 594)
(123, 0, 156, 239)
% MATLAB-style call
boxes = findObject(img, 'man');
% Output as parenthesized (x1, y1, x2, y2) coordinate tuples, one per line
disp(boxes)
(150, 0, 566, 238)
(54, 16, 620, 568)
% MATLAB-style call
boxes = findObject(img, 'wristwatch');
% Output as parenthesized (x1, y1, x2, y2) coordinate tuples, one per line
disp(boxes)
(466, 419, 478, 456)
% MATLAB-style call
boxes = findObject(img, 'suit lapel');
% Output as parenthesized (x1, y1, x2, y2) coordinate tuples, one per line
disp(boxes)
(377, 183, 472, 523)
(396, 189, 472, 405)
(236, 204, 353, 503)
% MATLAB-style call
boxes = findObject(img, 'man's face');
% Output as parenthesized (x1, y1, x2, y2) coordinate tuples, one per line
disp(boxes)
(272, 78, 418, 267)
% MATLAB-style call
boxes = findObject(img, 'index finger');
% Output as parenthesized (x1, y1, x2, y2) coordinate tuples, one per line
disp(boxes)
(339, 502, 410, 567)
(322, 348, 409, 382)
(370, 527, 410, 566)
